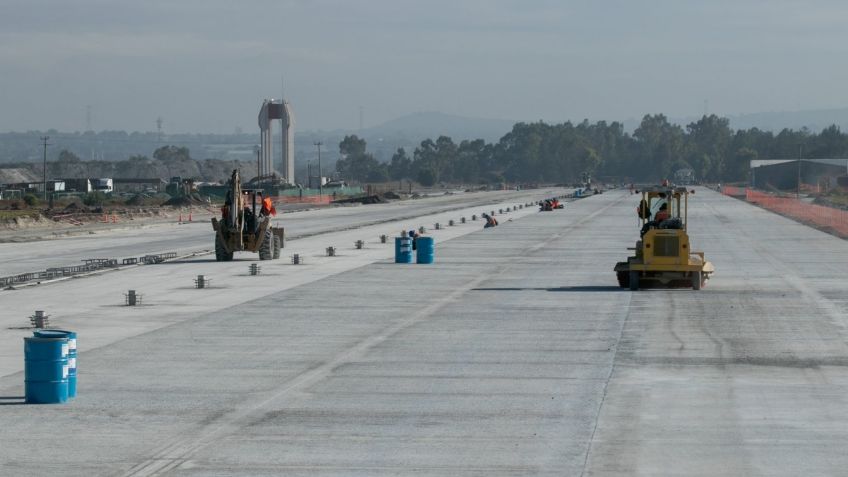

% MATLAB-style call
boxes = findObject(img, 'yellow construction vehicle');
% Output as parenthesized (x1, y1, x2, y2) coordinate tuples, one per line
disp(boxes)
(614, 185, 714, 290)
(211, 170, 284, 261)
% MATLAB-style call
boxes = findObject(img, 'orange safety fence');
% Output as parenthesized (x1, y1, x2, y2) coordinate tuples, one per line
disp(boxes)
(721, 185, 746, 196)
(722, 187, 848, 237)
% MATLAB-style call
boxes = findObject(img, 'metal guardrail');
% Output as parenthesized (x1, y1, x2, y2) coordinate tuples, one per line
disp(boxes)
(1, 251, 179, 288)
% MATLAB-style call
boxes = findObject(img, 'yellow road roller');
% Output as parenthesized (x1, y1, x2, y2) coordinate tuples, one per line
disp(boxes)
(614, 185, 714, 290)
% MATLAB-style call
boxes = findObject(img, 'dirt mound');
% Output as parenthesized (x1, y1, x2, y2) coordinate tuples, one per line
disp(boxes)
(162, 193, 207, 207)
(332, 195, 385, 205)
(382, 191, 401, 200)
(63, 202, 86, 213)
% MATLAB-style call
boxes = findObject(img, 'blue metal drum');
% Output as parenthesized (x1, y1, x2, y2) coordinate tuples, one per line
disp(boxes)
(35, 330, 77, 398)
(24, 335, 69, 404)
(416, 237, 435, 264)
(395, 237, 413, 263)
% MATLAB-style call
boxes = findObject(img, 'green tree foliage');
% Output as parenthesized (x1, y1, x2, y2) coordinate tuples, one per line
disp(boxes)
(332, 119, 848, 185)
(339, 135, 367, 157)
(335, 135, 386, 182)
(57, 149, 82, 164)
(388, 148, 411, 180)
(23, 194, 39, 206)
(153, 145, 191, 163)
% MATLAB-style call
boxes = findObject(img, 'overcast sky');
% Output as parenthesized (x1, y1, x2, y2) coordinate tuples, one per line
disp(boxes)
(2, 0, 847, 133)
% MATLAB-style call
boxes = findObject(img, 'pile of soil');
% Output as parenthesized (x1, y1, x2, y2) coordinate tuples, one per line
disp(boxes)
(332, 195, 385, 205)
(161, 193, 207, 207)
(62, 202, 85, 213)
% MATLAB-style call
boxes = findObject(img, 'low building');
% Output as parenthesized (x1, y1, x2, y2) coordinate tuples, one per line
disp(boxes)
(750, 159, 848, 190)
(61, 178, 92, 193)
(112, 178, 165, 194)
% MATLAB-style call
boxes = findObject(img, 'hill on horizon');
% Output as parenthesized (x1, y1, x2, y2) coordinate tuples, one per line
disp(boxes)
(362, 112, 516, 143)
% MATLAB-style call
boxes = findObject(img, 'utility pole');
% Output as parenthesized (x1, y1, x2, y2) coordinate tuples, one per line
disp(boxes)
(797, 143, 803, 198)
(40, 136, 50, 201)
(314, 141, 323, 199)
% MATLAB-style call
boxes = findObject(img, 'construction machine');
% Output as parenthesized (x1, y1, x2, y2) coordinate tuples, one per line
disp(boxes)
(211, 170, 284, 262)
(614, 185, 714, 290)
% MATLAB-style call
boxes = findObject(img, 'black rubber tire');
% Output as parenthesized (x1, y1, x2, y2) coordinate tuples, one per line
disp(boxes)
(616, 270, 629, 288)
(629, 271, 640, 291)
(258, 229, 273, 261)
(692, 271, 702, 290)
(215, 234, 233, 262)
(272, 235, 281, 259)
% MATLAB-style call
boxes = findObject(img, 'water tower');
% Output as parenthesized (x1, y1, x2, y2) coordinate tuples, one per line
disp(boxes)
(258, 99, 295, 183)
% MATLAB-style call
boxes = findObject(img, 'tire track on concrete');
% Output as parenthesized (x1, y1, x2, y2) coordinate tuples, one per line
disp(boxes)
(122, 193, 628, 477)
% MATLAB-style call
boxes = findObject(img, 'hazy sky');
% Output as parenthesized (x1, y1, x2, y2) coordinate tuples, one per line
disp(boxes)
(2, 0, 847, 133)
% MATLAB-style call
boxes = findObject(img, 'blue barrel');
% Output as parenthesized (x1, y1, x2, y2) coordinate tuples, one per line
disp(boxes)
(35, 329, 76, 398)
(24, 335, 69, 404)
(394, 237, 413, 263)
(416, 237, 435, 264)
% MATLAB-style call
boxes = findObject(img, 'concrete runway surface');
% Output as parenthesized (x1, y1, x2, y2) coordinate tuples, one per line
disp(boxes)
(0, 188, 561, 277)
(1, 187, 846, 476)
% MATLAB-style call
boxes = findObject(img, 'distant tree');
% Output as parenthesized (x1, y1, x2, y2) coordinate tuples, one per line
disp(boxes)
(728, 147, 757, 182)
(388, 148, 411, 180)
(685, 115, 732, 181)
(339, 135, 367, 157)
(57, 149, 81, 163)
(23, 194, 39, 206)
(411, 136, 458, 184)
(634, 114, 685, 180)
(367, 164, 390, 183)
(416, 167, 437, 187)
(336, 136, 383, 182)
(153, 145, 191, 163)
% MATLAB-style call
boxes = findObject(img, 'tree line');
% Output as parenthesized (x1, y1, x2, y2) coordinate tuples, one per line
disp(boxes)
(335, 114, 848, 185)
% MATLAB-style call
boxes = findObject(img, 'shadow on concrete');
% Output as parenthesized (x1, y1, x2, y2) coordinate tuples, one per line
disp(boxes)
(0, 396, 26, 405)
(160, 258, 255, 264)
(547, 286, 623, 292)
(473, 286, 622, 292)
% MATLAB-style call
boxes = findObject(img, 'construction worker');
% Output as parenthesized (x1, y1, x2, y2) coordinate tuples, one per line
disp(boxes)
(641, 202, 670, 236)
(654, 202, 669, 222)
(260, 195, 276, 217)
(482, 213, 498, 228)
(408, 229, 420, 250)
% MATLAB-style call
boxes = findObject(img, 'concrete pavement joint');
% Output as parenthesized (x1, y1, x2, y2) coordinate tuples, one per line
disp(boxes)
(122, 196, 608, 476)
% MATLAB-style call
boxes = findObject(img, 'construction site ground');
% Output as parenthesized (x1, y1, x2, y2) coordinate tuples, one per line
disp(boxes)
(1, 187, 847, 476)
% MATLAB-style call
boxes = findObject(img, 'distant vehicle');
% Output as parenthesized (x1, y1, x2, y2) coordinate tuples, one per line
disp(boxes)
(91, 178, 113, 194)
(211, 170, 284, 261)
